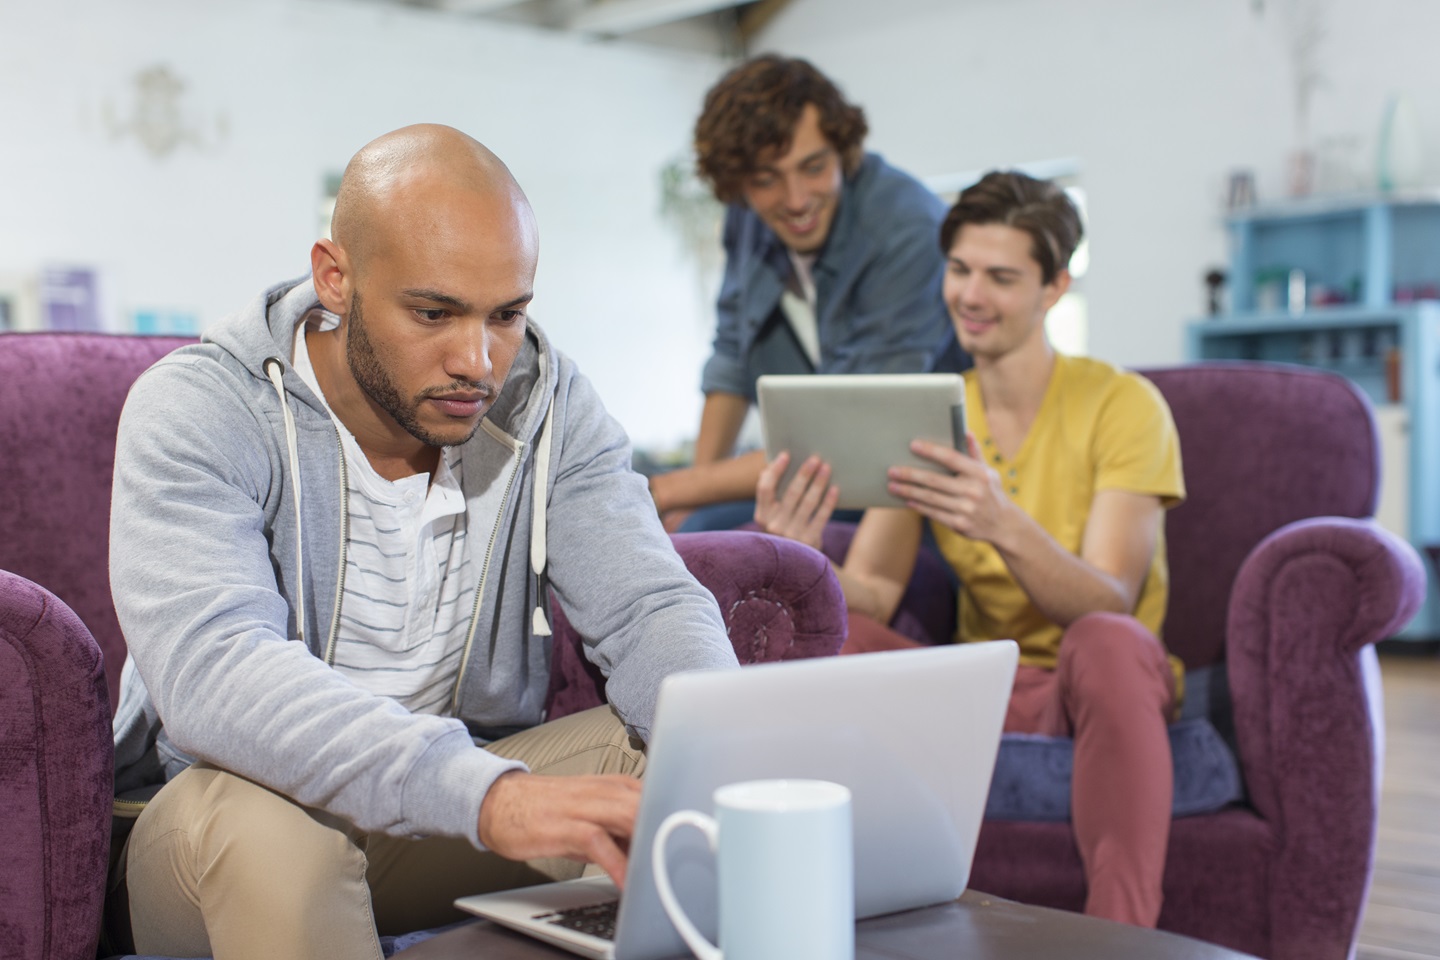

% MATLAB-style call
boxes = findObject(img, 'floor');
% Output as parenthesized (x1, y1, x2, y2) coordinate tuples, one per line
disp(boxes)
(1356, 653, 1440, 960)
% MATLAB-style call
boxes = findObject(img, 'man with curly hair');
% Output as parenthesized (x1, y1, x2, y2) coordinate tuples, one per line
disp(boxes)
(650, 55, 966, 531)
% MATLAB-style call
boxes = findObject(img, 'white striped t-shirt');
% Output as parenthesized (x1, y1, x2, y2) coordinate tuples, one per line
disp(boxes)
(293, 312, 476, 716)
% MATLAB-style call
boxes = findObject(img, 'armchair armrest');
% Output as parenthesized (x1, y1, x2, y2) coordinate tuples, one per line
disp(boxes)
(0, 569, 113, 960)
(1227, 517, 1422, 810)
(668, 531, 848, 663)
(545, 531, 846, 720)
(1224, 517, 1423, 955)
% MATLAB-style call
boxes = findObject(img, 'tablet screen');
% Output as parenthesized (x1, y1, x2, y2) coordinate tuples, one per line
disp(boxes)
(758, 373, 966, 509)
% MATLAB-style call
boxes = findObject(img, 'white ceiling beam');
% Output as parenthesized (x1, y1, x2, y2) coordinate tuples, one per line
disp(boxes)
(567, 0, 743, 35)
(435, 0, 528, 13)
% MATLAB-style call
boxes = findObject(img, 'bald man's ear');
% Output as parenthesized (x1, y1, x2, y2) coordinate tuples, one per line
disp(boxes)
(311, 238, 351, 315)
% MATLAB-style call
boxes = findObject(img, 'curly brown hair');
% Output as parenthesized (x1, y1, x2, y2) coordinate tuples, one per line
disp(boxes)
(939, 171, 1084, 285)
(694, 55, 868, 205)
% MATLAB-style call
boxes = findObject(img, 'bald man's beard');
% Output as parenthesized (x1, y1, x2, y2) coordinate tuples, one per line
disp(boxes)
(345, 291, 487, 449)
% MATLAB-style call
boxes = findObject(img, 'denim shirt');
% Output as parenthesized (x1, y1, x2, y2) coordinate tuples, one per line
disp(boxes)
(700, 152, 965, 401)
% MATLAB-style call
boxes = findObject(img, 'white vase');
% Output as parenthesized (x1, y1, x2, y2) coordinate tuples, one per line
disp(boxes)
(1378, 93, 1425, 193)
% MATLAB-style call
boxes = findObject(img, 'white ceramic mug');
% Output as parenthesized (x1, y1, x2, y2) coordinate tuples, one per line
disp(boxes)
(652, 779, 854, 960)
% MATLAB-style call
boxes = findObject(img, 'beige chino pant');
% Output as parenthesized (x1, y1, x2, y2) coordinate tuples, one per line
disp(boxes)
(111, 705, 644, 960)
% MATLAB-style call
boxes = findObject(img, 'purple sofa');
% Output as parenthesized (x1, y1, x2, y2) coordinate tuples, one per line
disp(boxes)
(820, 362, 1423, 960)
(0, 332, 847, 960)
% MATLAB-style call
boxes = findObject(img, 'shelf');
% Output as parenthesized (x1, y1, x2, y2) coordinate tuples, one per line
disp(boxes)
(1195, 305, 1413, 334)
(1189, 305, 1423, 406)
(1226, 197, 1440, 315)
(1226, 191, 1440, 225)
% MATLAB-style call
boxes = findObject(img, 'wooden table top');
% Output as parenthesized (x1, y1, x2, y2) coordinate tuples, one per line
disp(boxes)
(395, 890, 1259, 959)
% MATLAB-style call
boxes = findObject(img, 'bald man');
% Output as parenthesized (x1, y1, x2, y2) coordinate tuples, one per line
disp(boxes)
(105, 125, 739, 959)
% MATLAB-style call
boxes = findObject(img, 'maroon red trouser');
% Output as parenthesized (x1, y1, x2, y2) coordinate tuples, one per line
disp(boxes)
(848, 611, 1175, 927)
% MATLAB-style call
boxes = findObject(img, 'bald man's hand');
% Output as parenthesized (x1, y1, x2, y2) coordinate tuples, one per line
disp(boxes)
(478, 771, 643, 888)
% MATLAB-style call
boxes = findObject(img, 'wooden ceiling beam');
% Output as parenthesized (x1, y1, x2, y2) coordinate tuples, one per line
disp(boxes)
(738, 0, 792, 44)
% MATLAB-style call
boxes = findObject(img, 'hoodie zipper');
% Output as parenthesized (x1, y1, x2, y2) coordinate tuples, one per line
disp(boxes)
(449, 440, 524, 715)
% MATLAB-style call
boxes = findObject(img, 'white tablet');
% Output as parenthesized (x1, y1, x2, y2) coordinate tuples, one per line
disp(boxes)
(757, 373, 967, 510)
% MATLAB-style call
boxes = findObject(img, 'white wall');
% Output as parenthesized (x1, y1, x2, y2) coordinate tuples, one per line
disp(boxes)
(14, 1, 1431, 442)
(753, 0, 1440, 367)
(0, 0, 727, 449)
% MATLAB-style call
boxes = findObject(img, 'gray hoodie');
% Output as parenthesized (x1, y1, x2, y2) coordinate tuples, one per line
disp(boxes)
(110, 276, 738, 846)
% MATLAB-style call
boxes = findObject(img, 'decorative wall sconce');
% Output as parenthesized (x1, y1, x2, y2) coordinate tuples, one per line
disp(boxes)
(102, 64, 228, 160)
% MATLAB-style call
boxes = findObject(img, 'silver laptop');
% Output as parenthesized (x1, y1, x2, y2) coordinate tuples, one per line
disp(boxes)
(758, 373, 967, 510)
(455, 641, 1018, 960)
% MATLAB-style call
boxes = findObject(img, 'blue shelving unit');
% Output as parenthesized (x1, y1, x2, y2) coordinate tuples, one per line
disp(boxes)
(1189, 194, 1440, 641)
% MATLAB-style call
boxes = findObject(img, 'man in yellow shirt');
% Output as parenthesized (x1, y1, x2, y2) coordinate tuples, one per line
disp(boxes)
(756, 170, 1185, 928)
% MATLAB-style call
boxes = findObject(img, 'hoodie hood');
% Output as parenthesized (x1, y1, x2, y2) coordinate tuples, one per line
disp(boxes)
(203, 274, 558, 451)
(216, 274, 560, 644)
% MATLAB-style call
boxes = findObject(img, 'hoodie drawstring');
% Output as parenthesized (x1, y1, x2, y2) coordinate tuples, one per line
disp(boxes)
(265, 352, 555, 643)
(529, 397, 556, 636)
(264, 357, 306, 648)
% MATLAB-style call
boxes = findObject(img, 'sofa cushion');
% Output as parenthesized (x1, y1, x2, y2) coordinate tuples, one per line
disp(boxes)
(985, 718, 1243, 821)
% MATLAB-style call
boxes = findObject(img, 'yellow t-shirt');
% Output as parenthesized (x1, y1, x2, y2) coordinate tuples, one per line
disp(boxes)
(932, 355, 1185, 670)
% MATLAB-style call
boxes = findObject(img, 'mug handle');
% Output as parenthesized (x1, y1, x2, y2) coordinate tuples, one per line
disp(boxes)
(652, 810, 722, 960)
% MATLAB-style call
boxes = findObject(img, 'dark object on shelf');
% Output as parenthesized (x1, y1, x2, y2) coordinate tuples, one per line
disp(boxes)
(1308, 283, 1350, 307)
(1204, 268, 1227, 316)
(1393, 283, 1440, 303)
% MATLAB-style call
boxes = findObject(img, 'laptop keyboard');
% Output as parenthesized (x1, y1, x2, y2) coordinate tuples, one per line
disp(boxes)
(534, 900, 620, 941)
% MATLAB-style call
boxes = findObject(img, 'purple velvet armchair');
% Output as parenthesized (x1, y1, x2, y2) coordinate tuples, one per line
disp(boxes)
(0, 332, 847, 960)
(977, 363, 1423, 960)
(823, 361, 1423, 960)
